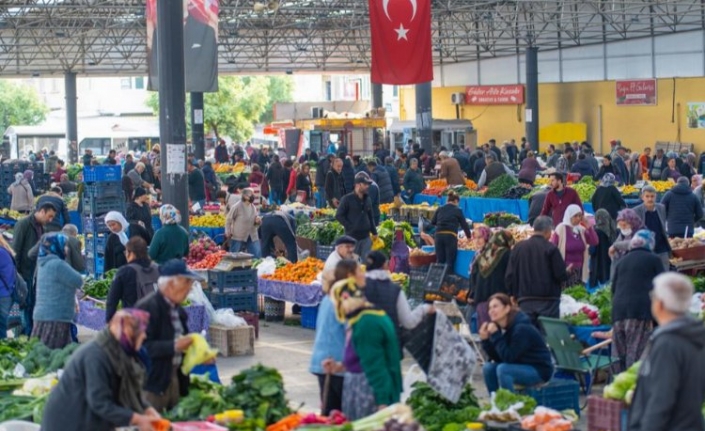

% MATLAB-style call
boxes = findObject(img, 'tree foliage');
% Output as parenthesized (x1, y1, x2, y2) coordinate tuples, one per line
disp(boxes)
(145, 75, 294, 142)
(0, 81, 49, 133)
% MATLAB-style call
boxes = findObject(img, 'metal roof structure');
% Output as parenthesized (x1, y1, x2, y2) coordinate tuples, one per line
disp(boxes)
(0, 0, 703, 76)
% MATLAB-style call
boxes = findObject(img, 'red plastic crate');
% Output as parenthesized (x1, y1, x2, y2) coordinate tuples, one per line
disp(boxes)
(587, 395, 627, 431)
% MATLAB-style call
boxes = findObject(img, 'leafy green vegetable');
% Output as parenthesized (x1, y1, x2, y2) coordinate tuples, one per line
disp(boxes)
(406, 382, 480, 431)
(377, 220, 415, 256)
(484, 174, 518, 198)
(563, 285, 589, 301)
(485, 389, 537, 416)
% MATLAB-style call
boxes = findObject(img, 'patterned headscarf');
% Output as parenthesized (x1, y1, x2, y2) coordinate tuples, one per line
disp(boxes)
(595, 209, 617, 243)
(616, 208, 644, 232)
(600, 173, 616, 187)
(38, 232, 67, 260)
(112, 308, 150, 355)
(472, 226, 492, 243)
(475, 230, 515, 278)
(12, 173, 23, 186)
(159, 204, 181, 225)
(23, 170, 33, 181)
(629, 229, 655, 251)
(330, 277, 370, 323)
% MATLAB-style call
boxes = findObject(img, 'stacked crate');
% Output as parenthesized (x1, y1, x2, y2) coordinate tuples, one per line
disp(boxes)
(83, 165, 123, 277)
(0, 160, 45, 208)
(207, 269, 260, 331)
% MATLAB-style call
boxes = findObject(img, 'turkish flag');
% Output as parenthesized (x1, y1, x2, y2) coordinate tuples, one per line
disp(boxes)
(369, 0, 433, 85)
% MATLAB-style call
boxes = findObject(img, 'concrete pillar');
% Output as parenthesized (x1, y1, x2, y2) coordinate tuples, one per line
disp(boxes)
(525, 47, 539, 152)
(415, 82, 433, 154)
(64, 72, 78, 164)
(157, 0, 189, 228)
(191, 92, 205, 161)
(371, 83, 383, 109)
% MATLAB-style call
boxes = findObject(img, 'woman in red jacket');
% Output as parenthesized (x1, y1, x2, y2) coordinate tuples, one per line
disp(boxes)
(248, 164, 269, 198)
(286, 161, 299, 201)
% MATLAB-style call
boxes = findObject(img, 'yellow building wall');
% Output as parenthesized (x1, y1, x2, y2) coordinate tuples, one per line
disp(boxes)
(398, 78, 705, 154)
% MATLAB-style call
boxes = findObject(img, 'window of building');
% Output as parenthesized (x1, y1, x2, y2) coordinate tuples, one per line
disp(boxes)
(392, 85, 398, 97)
(325, 81, 332, 101)
(120, 78, 132, 89)
(134, 77, 145, 89)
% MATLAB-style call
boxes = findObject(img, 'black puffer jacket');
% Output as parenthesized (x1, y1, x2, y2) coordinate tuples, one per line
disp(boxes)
(661, 182, 704, 236)
(372, 166, 394, 203)
(342, 158, 356, 193)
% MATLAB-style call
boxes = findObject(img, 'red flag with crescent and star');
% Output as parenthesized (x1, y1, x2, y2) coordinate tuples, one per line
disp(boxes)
(368, 0, 433, 85)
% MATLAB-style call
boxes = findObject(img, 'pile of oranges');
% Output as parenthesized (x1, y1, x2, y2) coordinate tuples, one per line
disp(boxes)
(261, 257, 324, 284)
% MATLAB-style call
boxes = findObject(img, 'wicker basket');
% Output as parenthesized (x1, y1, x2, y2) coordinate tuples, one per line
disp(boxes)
(409, 253, 436, 267)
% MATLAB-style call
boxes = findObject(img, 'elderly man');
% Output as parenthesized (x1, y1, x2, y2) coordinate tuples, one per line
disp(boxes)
(439, 151, 465, 186)
(125, 162, 152, 202)
(634, 185, 671, 271)
(323, 236, 357, 278)
(628, 273, 705, 431)
(137, 259, 205, 412)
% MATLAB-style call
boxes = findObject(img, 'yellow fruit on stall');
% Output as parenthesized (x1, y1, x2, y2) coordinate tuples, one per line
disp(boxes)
(190, 213, 226, 227)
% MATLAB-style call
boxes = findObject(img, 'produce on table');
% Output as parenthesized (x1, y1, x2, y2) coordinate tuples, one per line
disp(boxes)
(570, 182, 596, 202)
(190, 213, 226, 228)
(377, 220, 416, 256)
(482, 389, 537, 417)
(562, 285, 612, 325)
(457, 237, 483, 251)
(261, 257, 324, 284)
(313, 208, 336, 219)
(603, 361, 640, 404)
(421, 187, 447, 196)
(669, 237, 705, 250)
(252, 257, 290, 269)
(465, 179, 477, 189)
(648, 180, 674, 193)
(20, 341, 81, 377)
(0, 209, 23, 220)
(563, 307, 600, 326)
(483, 212, 521, 228)
(186, 237, 221, 267)
(379, 203, 395, 214)
(82, 269, 117, 299)
(298, 410, 347, 426)
(692, 276, 705, 293)
(190, 250, 227, 270)
(620, 185, 639, 196)
(520, 407, 575, 431)
(0, 394, 49, 423)
(505, 225, 534, 243)
(535, 177, 550, 186)
(390, 273, 409, 292)
(296, 221, 344, 246)
(426, 179, 448, 188)
(483, 174, 518, 198)
(409, 248, 432, 257)
(406, 381, 480, 431)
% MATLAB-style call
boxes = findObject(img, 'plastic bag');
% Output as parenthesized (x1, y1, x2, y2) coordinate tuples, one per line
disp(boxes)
(181, 333, 218, 375)
(478, 391, 523, 423)
(213, 309, 247, 328)
(559, 294, 594, 318)
(371, 236, 385, 251)
(188, 281, 217, 323)
(400, 364, 427, 403)
(256, 257, 278, 277)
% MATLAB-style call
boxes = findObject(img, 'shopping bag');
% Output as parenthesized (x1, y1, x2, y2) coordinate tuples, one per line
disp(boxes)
(181, 333, 218, 375)
(401, 364, 427, 403)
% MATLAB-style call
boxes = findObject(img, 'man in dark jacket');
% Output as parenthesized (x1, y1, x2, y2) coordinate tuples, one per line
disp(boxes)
(325, 158, 346, 208)
(570, 153, 596, 179)
(634, 186, 671, 271)
(661, 177, 704, 238)
(452, 145, 471, 177)
(527, 187, 549, 226)
(384, 157, 401, 197)
(373, 142, 389, 164)
(358, 172, 381, 225)
(315, 154, 334, 204)
(612, 147, 630, 185)
(505, 216, 568, 327)
(628, 273, 705, 431)
(137, 259, 205, 412)
(368, 160, 394, 204)
(126, 187, 154, 238)
(403, 158, 425, 202)
(260, 211, 299, 263)
(335, 175, 378, 260)
(13, 202, 57, 335)
(37, 187, 70, 233)
(265, 155, 285, 204)
(106, 237, 159, 322)
(341, 156, 356, 193)
(187, 161, 206, 207)
(123, 154, 136, 174)
(215, 140, 229, 164)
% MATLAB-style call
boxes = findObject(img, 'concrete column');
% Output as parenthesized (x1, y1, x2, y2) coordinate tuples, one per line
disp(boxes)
(371, 83, 383, 109)
(157, 0, 189, 228)
(525, 47, 539, 152)
(415, 82, 433, 154)
(191, 92, 205, 161)
(64, 71, 78, 164)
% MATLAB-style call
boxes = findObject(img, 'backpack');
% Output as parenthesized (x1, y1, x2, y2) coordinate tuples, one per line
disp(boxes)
(129, 262, 160, 301)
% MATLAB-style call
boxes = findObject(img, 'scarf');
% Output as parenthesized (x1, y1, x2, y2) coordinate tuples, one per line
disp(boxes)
(95, 328, 147, 414)
(561, 204, 584, 235)
(595, 209, 617, 243)
(159, 204, 181, 225)
(38, 232, 67, 260)
(105, 211, 130, 246)
(12, 173, 23, 186)
(475, 230, 514, 278)
(629, 229, 655, 251)
(599, 173, 616, 187)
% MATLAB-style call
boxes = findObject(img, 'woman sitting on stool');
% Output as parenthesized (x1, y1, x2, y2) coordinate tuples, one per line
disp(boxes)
(480, 293, 554, 393)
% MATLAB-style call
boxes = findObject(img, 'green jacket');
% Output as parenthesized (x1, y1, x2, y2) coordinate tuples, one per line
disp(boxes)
(148, 223, 190, 264)
(12, 214, 43, 281)
(351, 310, 402, 406)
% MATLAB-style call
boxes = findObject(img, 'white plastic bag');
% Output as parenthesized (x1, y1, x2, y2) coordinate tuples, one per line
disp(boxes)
(256, 257, 278, 277)
(213, 309, 247, 328)
(188, 281, 217, 323)
(559, 294, 595, 318)
(400, 364, 427, 403)
(478, 391, 523, 423)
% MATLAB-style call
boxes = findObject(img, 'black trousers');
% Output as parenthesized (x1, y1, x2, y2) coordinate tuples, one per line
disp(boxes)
(315, 373, 344, 415)
(435, 233, 457, 270)
(518, 298, 560, 331)
(260, 216, 298, 263)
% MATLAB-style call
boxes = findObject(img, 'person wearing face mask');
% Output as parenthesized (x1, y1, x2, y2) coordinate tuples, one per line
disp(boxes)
(550, 204, 599, 287)
(41, 309, 161, 431)
(608, 209, 644, 278)
(31, 233, 84, 349)
(104, 211, 152, 272)
(609, 230, 664, 372)
(225, 188, 262, 257)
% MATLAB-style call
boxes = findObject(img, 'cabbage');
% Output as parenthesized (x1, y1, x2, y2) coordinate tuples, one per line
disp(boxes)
(613, 372, 637, 388)
(625, 389, 635, 405)
(603, 383, 627, 400)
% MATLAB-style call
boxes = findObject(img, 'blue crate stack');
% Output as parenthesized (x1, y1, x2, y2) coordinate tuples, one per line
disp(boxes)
(83, 165, 124, 278)
(206, 269, 259, 313)
(0, 160, 46, 208)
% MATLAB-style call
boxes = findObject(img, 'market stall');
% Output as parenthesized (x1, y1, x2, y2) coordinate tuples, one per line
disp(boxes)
(75, 300, 209, 333)
(296, 117, 386, 157)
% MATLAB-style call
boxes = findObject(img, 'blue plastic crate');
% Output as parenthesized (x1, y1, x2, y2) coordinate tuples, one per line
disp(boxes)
(85, 182, 122, 199)
(83, 165, 122, 183)
(83, 215, 111, 234)
(85, 234, 107, 254)
(82, 196, 124, 216)
(520, 378, 581, 416)
(208, 269, 257, 292)
(316, 244, 334, 261)
(301, 305, 318, 329)
(209, 290, 258, 313)
(86, 255, 105, 277)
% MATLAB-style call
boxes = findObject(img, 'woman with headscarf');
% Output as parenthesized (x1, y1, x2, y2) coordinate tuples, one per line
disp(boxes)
(7, 172, 34, 213)
(608, 208, 644, 277)
(324, 264, 402, 420)
(104, 211, 152, 272)
(471, 230, 515, 328)
(41, 309, 162, 431)
(31, 233, 84, 349)
(23, 169, 37, 195)
(550, 204, 599, 286)
(610, 230, 664, 371)
(148, 205, 190, 264)
(589, 209, 616, 288)
(591, 173, 626, 220)
(679, 153, 697, 181)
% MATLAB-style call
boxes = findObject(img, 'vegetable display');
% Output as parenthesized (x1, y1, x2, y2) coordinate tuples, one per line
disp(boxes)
(483, 212, 521, 228)
(295, 221, 344, 246)
(377, 220, 415, 256)
(603, 361, 640, 404)
(261, 257, 324, 284)
(20, 342, 80, 376)
(406, 382, 480, 431)
(570, 182, 596, 202)
(483, 389, 537, 417)
(82, 269, 117, 299)
(483, 174, 518, 198)
(562, 285, 612, 325)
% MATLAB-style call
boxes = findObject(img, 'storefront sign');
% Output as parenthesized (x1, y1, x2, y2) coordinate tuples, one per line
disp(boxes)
(616, 79, 657, 106)
(464, 85, 524, 105)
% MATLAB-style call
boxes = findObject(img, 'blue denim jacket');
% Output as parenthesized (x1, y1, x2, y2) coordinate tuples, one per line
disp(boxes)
(309, 296, 346, 375)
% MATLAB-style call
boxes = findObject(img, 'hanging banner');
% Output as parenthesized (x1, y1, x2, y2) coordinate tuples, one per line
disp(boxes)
(615, 79, 657, 106)
(686, 103, 705, 129)
(147, 0, 219, 93)
(464, 85, 524, 105)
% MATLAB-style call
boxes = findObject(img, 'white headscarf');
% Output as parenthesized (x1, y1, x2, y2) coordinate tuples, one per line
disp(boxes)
(104, 211, 130, 246)
(562, 204, 584, 234)
(12, 173, 23, 186)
